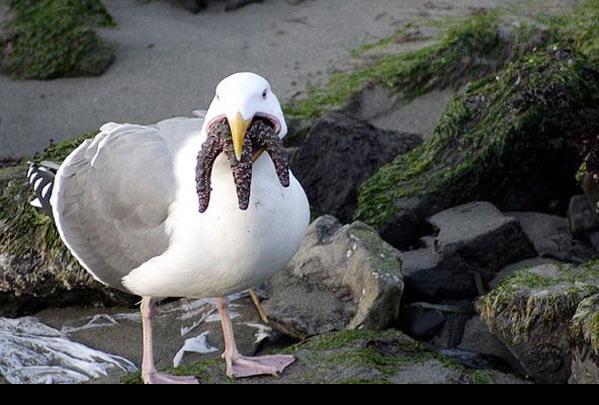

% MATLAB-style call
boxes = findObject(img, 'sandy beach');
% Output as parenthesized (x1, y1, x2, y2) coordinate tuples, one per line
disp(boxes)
(0, 0, 578, 159)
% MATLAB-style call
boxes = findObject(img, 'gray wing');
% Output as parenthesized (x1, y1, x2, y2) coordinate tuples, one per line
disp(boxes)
(51, 116, 205, 291)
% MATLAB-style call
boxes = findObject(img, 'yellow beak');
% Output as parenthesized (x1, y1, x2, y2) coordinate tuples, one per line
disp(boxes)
(228, 112, 252, 161)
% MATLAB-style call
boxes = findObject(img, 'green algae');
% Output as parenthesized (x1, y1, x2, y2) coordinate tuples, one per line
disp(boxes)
(120, 329, 501, 384)
(355, 47, 599, 229)
(1, 0, 115, 80)
(286, 13, 545, 120)
(571, 294, 599, 356)
(477, 262, 599, 345)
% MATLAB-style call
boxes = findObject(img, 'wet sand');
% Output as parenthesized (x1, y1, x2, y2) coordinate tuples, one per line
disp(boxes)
(0, 0, 579, 159)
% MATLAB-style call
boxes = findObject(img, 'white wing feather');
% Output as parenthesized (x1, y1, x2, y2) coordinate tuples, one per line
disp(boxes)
(51, 116, 204, 291)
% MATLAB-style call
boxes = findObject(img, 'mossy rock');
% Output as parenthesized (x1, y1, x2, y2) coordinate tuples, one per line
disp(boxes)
(545, 0, 599, 65)
(121, 329, 527, 384)
(570, 294, 599, 383)
(0, 132, 136, 317)
(0, 0, 115, 80)
(477, 261, 599, 383)
(355, 47, 599, 247)
(286, 14, 548, 120)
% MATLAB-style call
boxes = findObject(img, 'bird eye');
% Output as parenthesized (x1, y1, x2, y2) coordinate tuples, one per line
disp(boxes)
(262, 89, 268, 100)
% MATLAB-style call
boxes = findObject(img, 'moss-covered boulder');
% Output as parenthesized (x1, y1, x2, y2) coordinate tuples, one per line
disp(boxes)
(570, 294, 599, 384)
(0, 0, 115, 80)
(121, 329, 528, 385)
(0, 134, 136, 318)
(355, 47, 599, 248)
(477, 261, 599, 383)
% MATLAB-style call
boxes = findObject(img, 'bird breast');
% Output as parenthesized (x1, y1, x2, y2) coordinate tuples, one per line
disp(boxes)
(122, 137, 310, 299)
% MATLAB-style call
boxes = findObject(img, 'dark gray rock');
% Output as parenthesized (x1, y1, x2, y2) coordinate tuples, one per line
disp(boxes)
(291, 113, 422, 222)
(478, 262, 599, 384)
(507, 212, 572, 259)
(570, 294, 599, 384)
(506, 212, 599, 264)
(261, 216, 404, 339)
(458, 316, 524, 374)
(429, 203, 537, 281)
(401, 202, 536, 302)
(568, 195, 599, 237)
(397, 304, 446, 341)
(426, 302, 474, 349)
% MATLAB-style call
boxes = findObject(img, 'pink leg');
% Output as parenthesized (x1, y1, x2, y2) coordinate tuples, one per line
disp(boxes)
(141, 298, 199, 385)
(216, 297, 295, 379)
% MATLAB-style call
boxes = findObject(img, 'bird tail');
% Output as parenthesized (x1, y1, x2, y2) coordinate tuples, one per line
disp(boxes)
(27, 161, 60, 219)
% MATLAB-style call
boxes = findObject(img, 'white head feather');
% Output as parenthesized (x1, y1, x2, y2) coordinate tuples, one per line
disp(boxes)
(202, 72, 288, 140)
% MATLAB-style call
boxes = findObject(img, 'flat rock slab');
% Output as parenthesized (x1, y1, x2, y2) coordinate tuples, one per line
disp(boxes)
(122, 329, 529, 385)
(477, 262, 599, 384)
(261, 216, 404, 339)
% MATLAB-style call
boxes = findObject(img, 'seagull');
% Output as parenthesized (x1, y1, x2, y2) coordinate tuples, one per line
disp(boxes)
(38, 72, 310, 384)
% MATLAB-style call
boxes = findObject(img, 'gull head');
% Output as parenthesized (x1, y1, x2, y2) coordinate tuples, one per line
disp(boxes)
(196, 73, 290, 213)
(203, 72, 288, 161)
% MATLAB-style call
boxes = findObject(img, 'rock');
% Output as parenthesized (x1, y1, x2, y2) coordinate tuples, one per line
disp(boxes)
(0, 166, 137, 317)
(291, 113, 422, 223)
(261, 216, 404, 339)
(344, 85, 455, 140)
(397, 304, 446, 341)
(458, 316, 523, 374)
(580, 172, 599, 218)
(74, 42, 115, 78)
(489, 257, 557, 290)
(401, 202, 536, 302)
(1, 0, 115, 80)
(426, 302, 474, 349)
(477, 261, 599, 383)
(508, 212, 572, 259)
(570, 294, 599, 384)
(356, 47, 599, 248)
(122, 329, 529, 384)
(507, 211, 599, 264)
(568, 195, 599, 237)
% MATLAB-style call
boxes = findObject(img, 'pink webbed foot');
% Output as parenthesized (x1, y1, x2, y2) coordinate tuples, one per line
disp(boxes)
(143, 372, 200, 385)
(226, 354, 296, 379)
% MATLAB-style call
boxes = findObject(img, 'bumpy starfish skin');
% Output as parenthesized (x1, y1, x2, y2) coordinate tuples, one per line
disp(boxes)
(248, 120, 290, 188)
(196, 118, 290, 212)
(195, 123, 226, 213)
